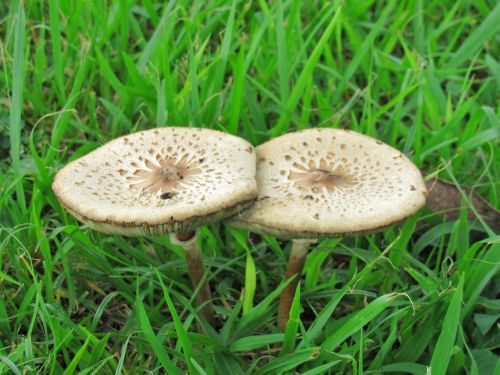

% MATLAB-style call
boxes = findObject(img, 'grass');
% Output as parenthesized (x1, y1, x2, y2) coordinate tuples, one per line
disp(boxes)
(0, 0, 499, 373)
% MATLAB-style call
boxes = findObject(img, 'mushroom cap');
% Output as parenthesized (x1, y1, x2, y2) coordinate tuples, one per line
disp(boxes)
(229, 128, 427, 239)
(53, 127, 258, 236)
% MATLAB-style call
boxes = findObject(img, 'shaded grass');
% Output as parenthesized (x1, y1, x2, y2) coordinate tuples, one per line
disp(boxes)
(0, 0, 499, 373)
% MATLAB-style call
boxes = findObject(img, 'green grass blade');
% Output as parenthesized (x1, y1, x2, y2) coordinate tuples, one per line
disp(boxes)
(255, 348, 320, 375)
(212, 351, 244, 375)
(463, 242, 499, 317)
(228, 41, 246, 135)
(114, 333, 133, 375)
(191, 359, 208, 375)
(0, 270, 21, 286)
(137, 1, 176, 71)
(368, 314, 400, 370)
(234, 278, 290, 336)
(229, 333, 283, 351)
(136, 298, 183, 375)
(154, 268, 196, 375)
(242, 247, 256, 315)
(334, 0, 396, 100)
(271, 4, 342, 136)
(90, 291, 121, 331)
(379, 362, 429, 374)
(0, 355, 22, 375)
(88, 334, 110, 369)
(320, 294, 398, 351)
(429, 276, 464, 375)
(9, 0, 26, 208)
(62, 334, 91, 375)
(157, 79, 167, 126)
(301, 360, 342, 375)
(461, 124, 500, 153)
(204, 0, 236, 124)
(280, 284, 301, 356)
(48, 0, 65, 98)
(276, 0, 289, 103)
(446, 3, 500, 69)
(302, 282, 350, 346)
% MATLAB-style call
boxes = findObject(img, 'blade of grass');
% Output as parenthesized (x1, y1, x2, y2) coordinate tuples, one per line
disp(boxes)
(114, 333, 133, 375)
(154, 268, 196, 375)
(88, 334, 110, 370)
(368, 314, 400, 370)
(9, 0, 26, 209)
(460, 126, 500, 153)
(446, 3, 500, 69)
(379, 362, 429, 374)
(301, 361, 342, 375)
(229, 333, 283, 352)
(204, 0, 236, 124)
(0, 270, 21, 286)
(463, 242, 499, 317)
(320, 294, 399, 351)
(135, 298, 183, 375)
(280, 284, 301, 356)
(242, 247, 256, 315)
(62, 334, 91, 375)
(48, 0, 65, 99)
(334, 0, 396, 101)
(211, 351, 244, 375)
(429, 276, 464, 375)
(228, 40, 246, 135)
(137, 1, 176, 71)
(48, 50, 92, 158)
(255, 348, 320, 375)
(300, 237, 400, 349)
(157, 79, 167, 126)
(191, 359, 208, 375)
(0, 356, 22, 375)
(276, 0, 289, 103)
(234, 278, 291, 337)
(271, 3, 342, 136)
(90, 292, 121, 331)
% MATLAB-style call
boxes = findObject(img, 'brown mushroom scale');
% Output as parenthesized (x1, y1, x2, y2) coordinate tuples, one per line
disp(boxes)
(125, 153, 202, 196)
(288, 159, 358, 193)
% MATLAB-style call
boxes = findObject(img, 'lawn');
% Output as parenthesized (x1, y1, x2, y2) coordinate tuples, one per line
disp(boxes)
(0, 0, 499, 374)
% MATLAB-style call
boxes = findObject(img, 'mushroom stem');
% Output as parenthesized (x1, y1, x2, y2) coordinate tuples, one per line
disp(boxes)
(171, 231, 215, 327)
(277, 239, 316, 331)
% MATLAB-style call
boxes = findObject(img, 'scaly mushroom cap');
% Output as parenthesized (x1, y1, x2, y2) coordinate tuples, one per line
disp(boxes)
(229, 128, 427, 239)
(53, 127, 258, 236)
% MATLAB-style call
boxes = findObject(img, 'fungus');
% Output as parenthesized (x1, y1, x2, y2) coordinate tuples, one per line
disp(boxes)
(53, 127, 258, 326)
(229, 128, 427, 330)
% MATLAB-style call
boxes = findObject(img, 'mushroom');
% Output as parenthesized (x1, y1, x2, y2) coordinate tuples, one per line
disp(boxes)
(52, 127, 258, 326)
(228, 128, 427, 330)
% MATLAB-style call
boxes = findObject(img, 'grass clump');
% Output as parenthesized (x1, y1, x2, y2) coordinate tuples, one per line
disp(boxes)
(0, 0, 499, 373)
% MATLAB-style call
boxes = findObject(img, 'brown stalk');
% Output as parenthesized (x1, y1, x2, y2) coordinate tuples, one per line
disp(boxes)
(174, 232, 215, 327)
(277, 239, 316, 331)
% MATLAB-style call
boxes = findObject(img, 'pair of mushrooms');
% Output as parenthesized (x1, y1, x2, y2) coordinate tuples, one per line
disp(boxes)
(53, 127, 426, 330)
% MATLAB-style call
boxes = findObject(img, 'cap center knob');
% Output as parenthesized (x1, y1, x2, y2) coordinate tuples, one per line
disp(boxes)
(127, 153, 201, 195)
(161, 165, 183, 181)
(288, 161, 358, 193)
